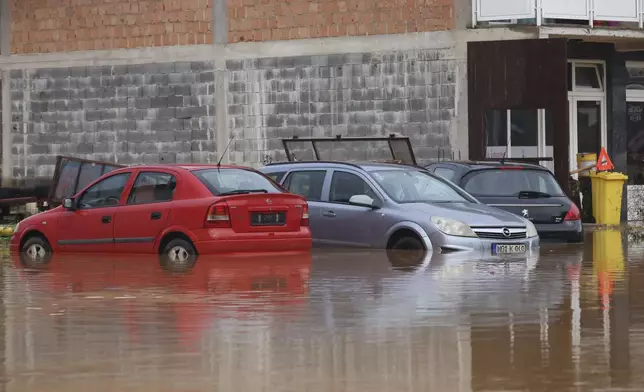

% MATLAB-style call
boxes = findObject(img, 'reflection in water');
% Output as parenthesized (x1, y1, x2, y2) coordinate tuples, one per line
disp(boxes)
(2, 230, 644, 391)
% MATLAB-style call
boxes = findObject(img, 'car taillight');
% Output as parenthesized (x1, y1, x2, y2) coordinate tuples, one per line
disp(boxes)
(564, 203, 581, 221)
(205, 201, 231, 228)
(300, 203, 309, 226)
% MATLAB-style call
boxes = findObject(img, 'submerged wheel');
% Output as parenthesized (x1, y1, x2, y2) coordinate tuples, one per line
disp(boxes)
(20, 235, 53, 266)
(387, 235, 427, 271)
(160, 238, 197, 272)
(390, 235, 425, 251)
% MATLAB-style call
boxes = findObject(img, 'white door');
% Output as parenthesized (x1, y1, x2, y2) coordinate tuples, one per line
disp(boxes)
(568, 97, 607, 177)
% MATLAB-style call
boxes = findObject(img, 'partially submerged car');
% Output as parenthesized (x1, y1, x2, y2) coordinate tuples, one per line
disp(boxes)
(425, 160, 583, 243)
(12, 162, 312, 264)
(260, 161, 539, 255)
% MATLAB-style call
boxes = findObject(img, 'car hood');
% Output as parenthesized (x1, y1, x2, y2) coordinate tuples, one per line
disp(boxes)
(19, 207, 61, 226)
(403, 202, 527, 227)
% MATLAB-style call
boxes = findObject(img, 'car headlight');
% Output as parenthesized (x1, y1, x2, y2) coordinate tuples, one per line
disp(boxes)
(525, 219, 538, 238)
(14, 222, 20, 233)
(430, 216, 477, 238)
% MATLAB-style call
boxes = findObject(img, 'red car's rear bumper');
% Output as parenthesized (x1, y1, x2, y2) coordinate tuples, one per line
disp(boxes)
(192, 227, 312, 254)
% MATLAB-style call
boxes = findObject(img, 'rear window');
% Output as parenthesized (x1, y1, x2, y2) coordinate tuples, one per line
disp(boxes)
(192, 168, 284, 195)
(462, 169, 564, 197)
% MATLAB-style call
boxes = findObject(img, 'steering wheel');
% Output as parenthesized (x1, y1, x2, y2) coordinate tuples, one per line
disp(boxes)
(104, 195, 120, 205)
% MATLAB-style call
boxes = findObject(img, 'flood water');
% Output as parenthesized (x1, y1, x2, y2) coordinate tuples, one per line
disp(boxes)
(1, 229, 643, 391)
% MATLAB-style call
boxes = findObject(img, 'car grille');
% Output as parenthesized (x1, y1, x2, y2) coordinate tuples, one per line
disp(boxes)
(472, 228, 527, 240)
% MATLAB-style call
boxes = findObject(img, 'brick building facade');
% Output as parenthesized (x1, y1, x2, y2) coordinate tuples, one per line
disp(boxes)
(2, 0, 460, 182)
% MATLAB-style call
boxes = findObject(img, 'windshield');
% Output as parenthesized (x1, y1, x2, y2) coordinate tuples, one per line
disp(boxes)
(192, 168, 284, 196)
(370, 169, 472, 203)
(462, 169, 565, 197)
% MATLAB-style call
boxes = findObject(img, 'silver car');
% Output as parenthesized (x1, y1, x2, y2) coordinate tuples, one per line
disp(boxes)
(260, 161, 539, 255)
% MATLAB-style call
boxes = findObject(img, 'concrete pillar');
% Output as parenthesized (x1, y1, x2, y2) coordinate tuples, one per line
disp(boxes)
(1, 0, 11, 186)
(213, 0, 227, 45)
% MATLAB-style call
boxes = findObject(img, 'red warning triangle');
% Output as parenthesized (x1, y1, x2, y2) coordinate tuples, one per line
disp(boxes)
(596, 147, 614, 171)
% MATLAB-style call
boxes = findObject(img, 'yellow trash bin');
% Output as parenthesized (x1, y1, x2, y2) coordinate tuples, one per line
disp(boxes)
(589, 171, 628, 225)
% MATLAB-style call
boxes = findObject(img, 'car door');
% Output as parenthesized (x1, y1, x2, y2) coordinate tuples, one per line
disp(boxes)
(317, 169, 384, 248)
(280, 169, 330, 246)
(57, 171, 134, 253)
(113, 170, 178, 254)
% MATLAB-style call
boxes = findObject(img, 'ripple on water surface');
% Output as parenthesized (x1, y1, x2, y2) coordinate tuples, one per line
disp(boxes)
(2, 230, 644, 391)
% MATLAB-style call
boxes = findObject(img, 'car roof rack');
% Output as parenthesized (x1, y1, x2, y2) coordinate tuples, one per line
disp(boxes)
(280, 134, 418, 166)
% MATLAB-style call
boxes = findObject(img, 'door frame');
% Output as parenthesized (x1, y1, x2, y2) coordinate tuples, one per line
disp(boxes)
(567, 59, 608, 176)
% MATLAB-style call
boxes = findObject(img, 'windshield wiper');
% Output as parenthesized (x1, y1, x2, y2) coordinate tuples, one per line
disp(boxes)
(218, 189, 268, 196)
(518, 190, 551, 199)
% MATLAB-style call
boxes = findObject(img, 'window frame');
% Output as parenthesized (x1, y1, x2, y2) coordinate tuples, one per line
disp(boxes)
(126, 171, 178, 205)
(265, 171, 287, 184)
(77, 172, 132, 210)
(282, 169, 329, 202)
(327, 169, 383, 206)
(432, 165, 458, 182)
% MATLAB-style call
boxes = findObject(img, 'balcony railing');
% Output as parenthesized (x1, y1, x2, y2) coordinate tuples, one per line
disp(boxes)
(474, 0, 644, 28)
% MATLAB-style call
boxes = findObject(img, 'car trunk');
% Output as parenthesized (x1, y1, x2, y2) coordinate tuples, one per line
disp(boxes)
(475, 196, 570, 224)
(222, 193, 306, 233)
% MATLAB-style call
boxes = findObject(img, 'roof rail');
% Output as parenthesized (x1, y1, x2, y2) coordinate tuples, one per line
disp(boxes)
(263, 160, 364, 170)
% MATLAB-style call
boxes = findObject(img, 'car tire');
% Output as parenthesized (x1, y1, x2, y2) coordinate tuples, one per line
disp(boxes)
(387, 235, 427, 270)
(160, 238, 197, 272)
(390, 235, 425, 251)
(20, 235, 53, 266)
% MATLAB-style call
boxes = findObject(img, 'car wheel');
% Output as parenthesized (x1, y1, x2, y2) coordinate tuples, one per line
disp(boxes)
(390, 235, 425, 251)
(160, 238, 197, 272)
(388, 235, 427, 269)
(20, 236, 52, 266)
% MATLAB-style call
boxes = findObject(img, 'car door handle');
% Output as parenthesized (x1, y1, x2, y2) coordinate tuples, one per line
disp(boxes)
(322, 210, 336, 218)
(101, 215, 112, 224)
(150, 211, 162, 220)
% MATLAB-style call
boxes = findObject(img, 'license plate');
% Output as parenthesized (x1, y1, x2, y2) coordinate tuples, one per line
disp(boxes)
(250, 211, 286, 226)
(493, 243, 527, 254)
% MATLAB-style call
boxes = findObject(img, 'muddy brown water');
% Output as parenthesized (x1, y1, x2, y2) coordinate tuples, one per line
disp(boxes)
(0, 230, 643, 391)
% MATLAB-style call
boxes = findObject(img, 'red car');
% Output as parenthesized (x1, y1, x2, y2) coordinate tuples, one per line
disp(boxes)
(11, 164, 312, 264)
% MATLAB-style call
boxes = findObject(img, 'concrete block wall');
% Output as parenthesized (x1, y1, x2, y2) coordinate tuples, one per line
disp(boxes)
(9, 61, 217, 179)
(226, 48, 455, 167)
(4, 0, 461, 180)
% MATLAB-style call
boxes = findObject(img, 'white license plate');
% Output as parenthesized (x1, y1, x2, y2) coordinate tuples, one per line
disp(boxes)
(493, 244, 527, 254)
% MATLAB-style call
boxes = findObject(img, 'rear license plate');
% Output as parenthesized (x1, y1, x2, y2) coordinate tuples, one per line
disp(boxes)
(493, 243, 527, 254)
(250, 211, 286, 226)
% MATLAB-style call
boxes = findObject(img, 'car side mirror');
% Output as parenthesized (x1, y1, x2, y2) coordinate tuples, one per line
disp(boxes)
(63, 198, 75, 210)
(349, 194, 379, 209)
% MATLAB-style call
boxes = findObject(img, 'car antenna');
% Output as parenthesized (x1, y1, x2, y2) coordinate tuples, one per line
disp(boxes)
(500, 144, 508, 165)
(216, 133, 236, 171)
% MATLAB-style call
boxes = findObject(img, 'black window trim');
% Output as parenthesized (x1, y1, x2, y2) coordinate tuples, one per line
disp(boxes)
(126, 170, 178, 206)
(432, 165, 458, 181)
(326, 168, 383, 206)
(282, 169, 328, 202)
(265, 171, 288, 184)
(77, 172, 132, 211)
